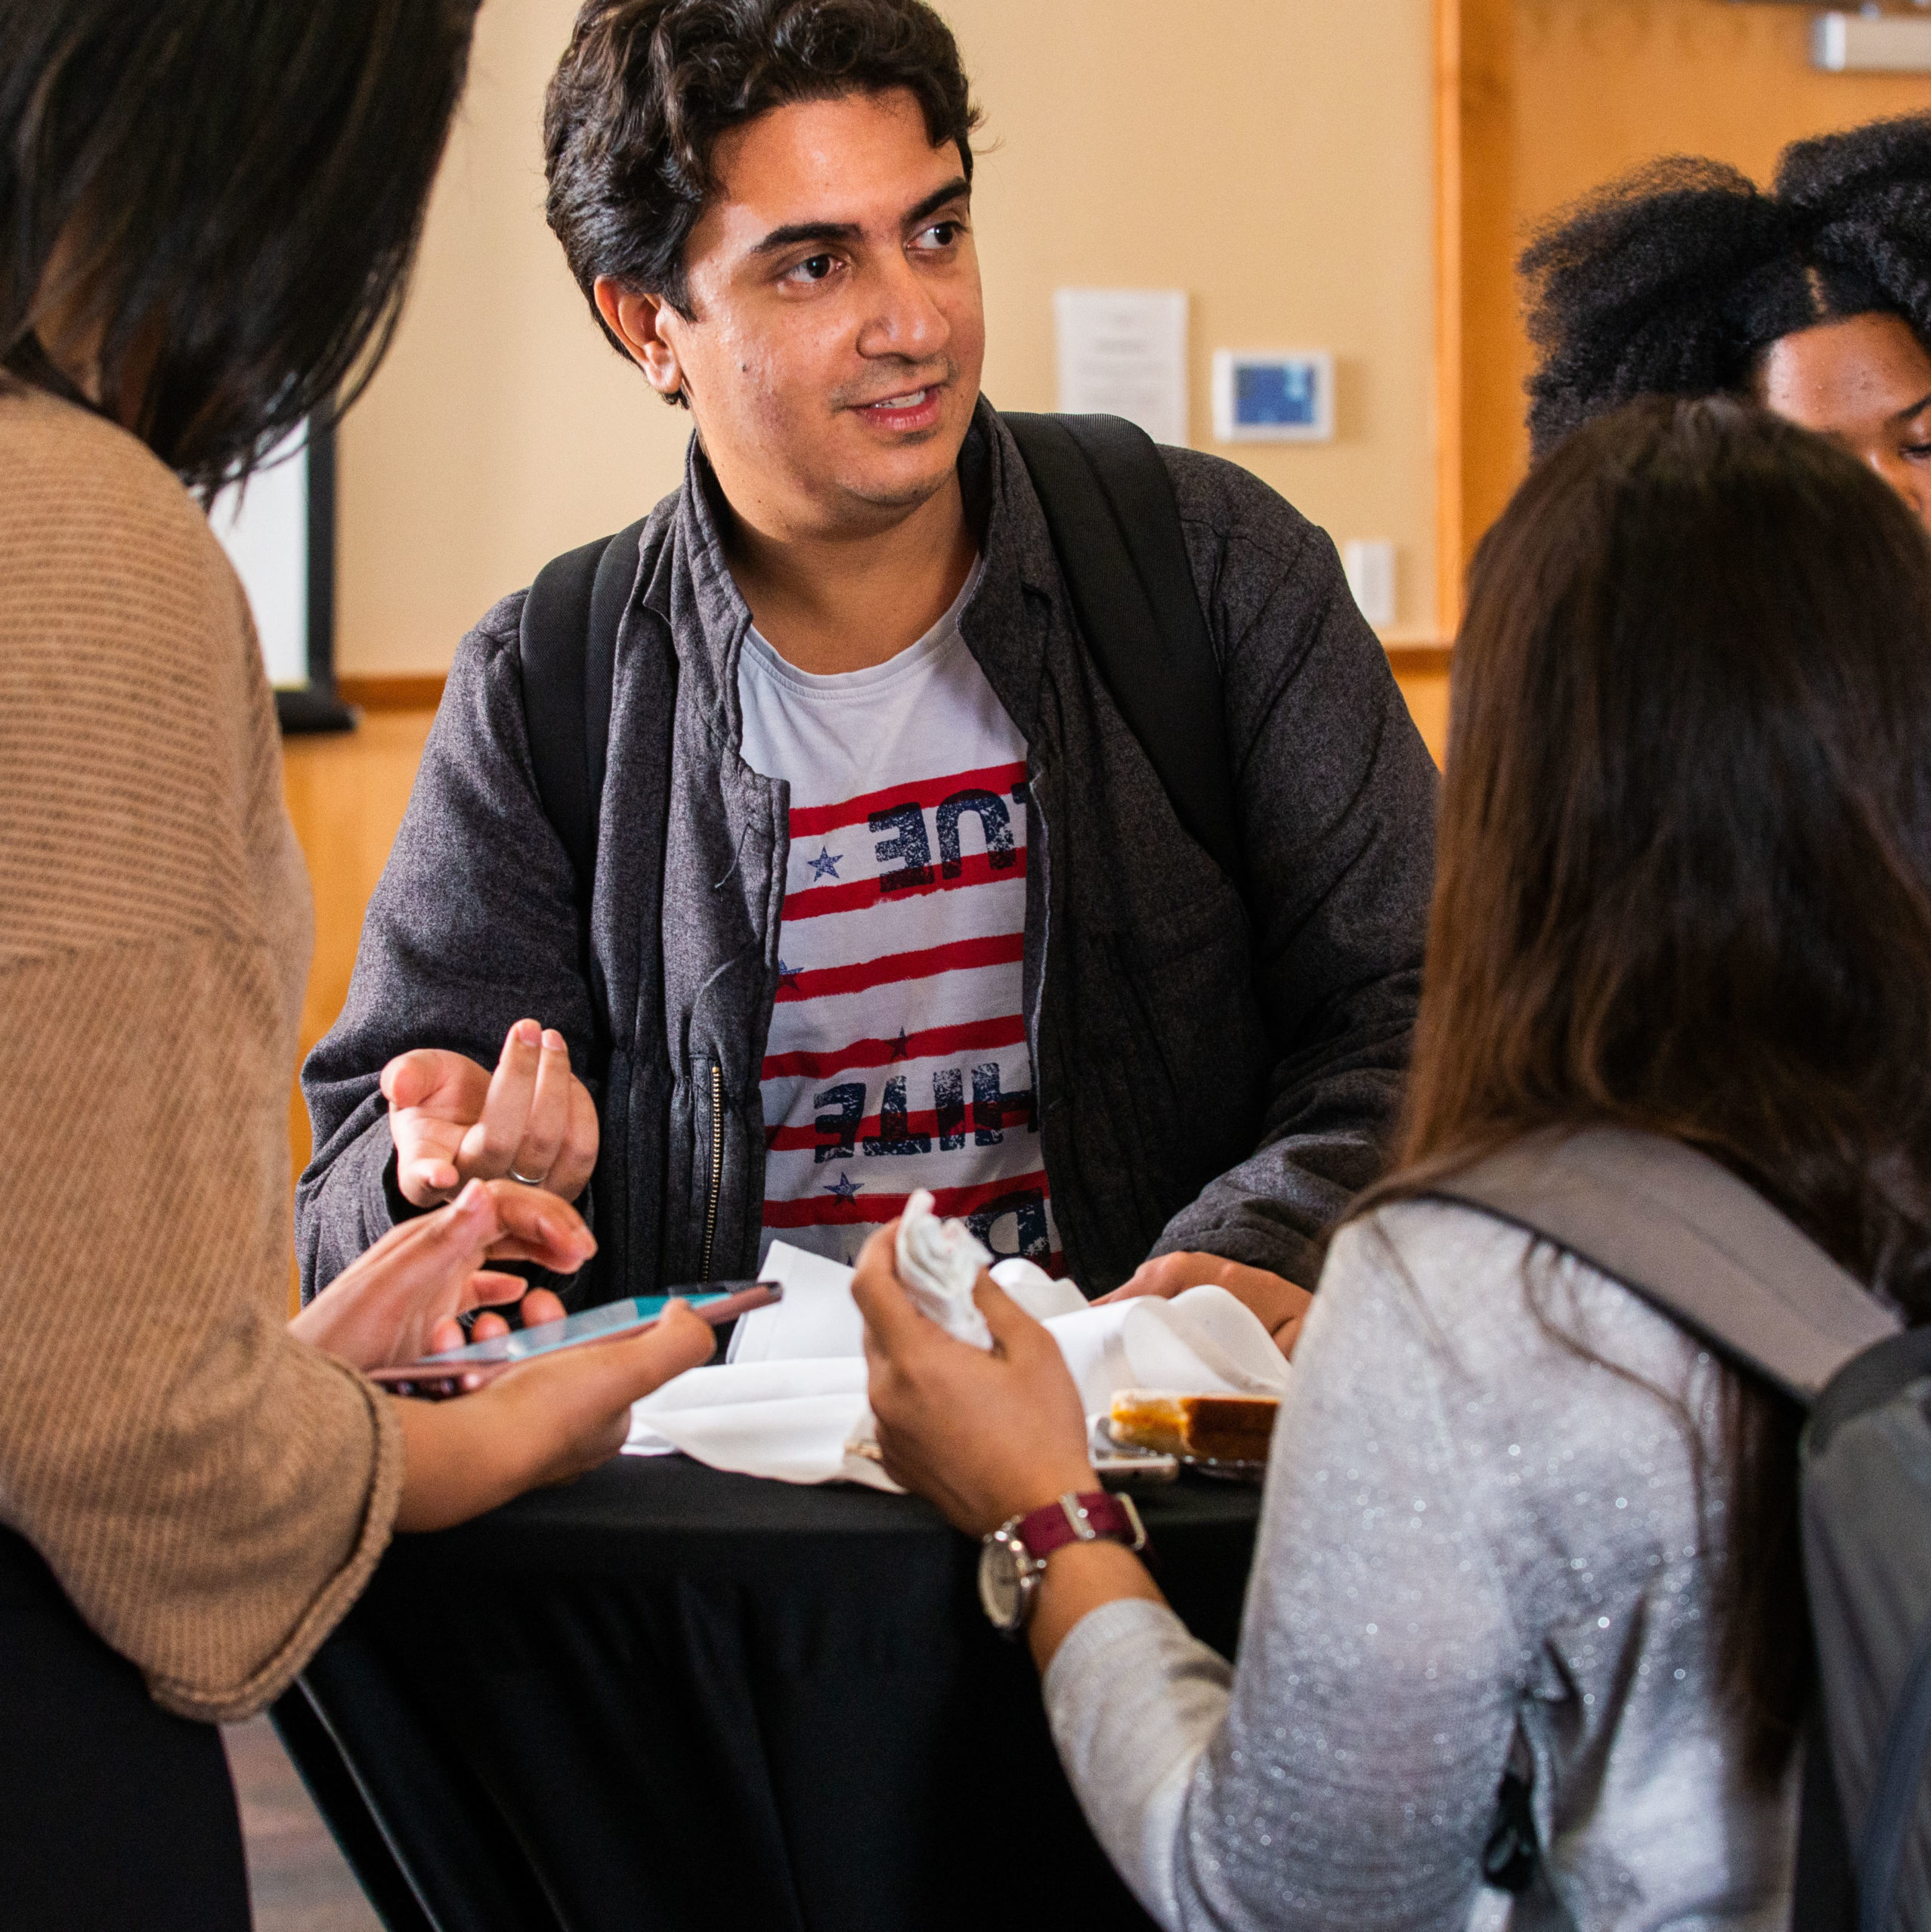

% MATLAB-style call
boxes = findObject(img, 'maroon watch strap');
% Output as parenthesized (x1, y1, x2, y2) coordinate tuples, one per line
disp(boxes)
(1013, 1490, 1149, 1560)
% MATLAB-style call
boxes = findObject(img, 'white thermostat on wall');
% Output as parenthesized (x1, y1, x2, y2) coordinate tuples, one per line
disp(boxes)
(1212, 349, 1335, 444)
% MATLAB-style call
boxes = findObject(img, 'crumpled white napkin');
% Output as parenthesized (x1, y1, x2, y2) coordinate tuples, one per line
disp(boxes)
(725, 1234, 1088, 1367)
(624, 1242, 1284, 1486)
(989, 1255, 1089, 1322)
(894, 1187, 994, 1347)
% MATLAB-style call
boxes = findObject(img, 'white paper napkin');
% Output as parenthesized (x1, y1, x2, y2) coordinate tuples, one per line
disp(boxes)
(895, 1187, 995, 1347)
(1123, 1286, 1289, 1397)
(626, 1358, 900, 1491)
(991, 1256, 1089, 1321)
(726, 1242, 867, 1363)
(624, 1253, 1286, 1487)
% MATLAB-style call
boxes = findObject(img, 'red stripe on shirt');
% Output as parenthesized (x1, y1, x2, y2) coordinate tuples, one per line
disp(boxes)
(760, 1014, 1027, 1082)
(782, 847, 1026, 922)
(786, 760, 1029, 839)
(760, 1171, 1051, 1228)
(775, 932, 1023, 1003)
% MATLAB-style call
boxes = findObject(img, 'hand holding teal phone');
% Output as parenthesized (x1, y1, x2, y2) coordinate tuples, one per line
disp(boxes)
(366, 1280, 780, 1398)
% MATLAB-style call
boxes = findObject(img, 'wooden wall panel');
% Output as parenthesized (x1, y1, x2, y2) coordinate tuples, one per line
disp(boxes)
(281, 711, 438, 1298)
(1437, 0, 1518, 631)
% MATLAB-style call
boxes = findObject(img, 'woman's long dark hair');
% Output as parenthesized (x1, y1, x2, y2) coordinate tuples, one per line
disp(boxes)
(1370, 397, 1931, 1779)
(0, 0, 481, 494)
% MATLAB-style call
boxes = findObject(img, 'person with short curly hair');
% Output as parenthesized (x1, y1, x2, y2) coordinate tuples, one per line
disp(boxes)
(1522, 113, 1931, 531)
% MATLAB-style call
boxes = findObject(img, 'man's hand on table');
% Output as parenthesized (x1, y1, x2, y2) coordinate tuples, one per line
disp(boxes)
(1097, 1251, 1311, 1358)
(852, 1223, 1167, 1673)
(290, 1176, 590, 1367)
(383, 1019, 599, 1209)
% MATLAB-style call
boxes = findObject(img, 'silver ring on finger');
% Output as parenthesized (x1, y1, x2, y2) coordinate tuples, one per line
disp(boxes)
(506, 1167, 546, 1187)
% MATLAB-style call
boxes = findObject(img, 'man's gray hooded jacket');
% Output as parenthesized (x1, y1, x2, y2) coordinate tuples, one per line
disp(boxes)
(298, 404, 1437, 1302)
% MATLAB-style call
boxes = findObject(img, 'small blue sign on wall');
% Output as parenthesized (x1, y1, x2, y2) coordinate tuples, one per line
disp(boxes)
(1212, 349, 1335, 444)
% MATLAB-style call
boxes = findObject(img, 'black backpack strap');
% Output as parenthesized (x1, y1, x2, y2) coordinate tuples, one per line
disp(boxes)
(518, 519, 644, 895)
(1001, 411, 1243, 887)
(517, 519, 645, 1058)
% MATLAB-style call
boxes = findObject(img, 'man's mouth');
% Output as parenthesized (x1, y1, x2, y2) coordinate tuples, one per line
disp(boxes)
(853, 384, 945, 426)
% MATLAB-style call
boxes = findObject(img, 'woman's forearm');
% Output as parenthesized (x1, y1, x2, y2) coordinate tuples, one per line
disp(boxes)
(1042, 1593, 1235, 1931)
(1026, 1537, 1168, 1673)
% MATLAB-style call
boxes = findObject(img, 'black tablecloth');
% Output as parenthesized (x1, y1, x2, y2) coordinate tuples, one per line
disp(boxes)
(277, 1454, 1260, 1932)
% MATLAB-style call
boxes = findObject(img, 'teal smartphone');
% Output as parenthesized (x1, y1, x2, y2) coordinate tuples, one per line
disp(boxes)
(365, 1280, 779, 1398)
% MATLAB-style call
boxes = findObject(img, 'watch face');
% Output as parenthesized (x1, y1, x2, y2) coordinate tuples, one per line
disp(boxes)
(978, 1533, 1026, 1632)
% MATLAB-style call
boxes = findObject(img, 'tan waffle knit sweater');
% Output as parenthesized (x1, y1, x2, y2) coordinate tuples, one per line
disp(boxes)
(0, 381, 403, 1722)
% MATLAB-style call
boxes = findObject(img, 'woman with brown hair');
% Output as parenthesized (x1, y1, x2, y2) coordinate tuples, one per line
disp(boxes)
(851, 396, 1931, 1928)
(0, 5, 713, 1925)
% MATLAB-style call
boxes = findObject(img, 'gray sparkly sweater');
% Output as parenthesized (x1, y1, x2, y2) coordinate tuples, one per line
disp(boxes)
(1044, 1198, 1797, 1931)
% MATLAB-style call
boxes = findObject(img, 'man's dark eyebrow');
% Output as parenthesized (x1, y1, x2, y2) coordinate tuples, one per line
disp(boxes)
(902, 177, 971, 230)
(748, 218, 862, 259)
(1894, 392, 1931, 426)
(746, 177, 970, 259)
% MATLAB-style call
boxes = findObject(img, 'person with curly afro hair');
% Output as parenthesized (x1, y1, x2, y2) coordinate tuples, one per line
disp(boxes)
(1522, 113, 1931, 532)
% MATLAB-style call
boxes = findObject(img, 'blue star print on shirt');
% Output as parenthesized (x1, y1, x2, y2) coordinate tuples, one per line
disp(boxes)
(806, 847, 843, 882)
(825, 1171, 861, 1202)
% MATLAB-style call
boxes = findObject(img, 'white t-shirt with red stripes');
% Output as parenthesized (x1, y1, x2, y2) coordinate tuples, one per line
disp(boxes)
(737, 560, 1060, 1274)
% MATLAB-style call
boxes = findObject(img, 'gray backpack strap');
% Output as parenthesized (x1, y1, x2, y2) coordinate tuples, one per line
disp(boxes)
(1425, 1124, 1898, 1405)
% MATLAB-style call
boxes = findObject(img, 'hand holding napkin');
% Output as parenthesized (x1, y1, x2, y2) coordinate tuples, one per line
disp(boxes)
(894, 1187, 995, 1347)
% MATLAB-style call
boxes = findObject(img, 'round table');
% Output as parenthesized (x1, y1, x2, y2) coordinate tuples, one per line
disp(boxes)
(277, 1453, 1261, 1932)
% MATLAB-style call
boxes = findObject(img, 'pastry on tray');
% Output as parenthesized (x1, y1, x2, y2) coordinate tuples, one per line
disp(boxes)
(1109, 1389, 1278, 1464)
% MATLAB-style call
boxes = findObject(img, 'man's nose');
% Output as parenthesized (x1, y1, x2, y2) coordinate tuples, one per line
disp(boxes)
(856, 252, 949, 361)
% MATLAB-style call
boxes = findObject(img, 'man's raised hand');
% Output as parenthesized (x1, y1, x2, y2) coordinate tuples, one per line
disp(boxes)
(382, 1019, 599, 1209)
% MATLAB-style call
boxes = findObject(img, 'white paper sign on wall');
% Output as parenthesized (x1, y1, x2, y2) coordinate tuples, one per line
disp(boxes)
(1054, 288, 1190, 447)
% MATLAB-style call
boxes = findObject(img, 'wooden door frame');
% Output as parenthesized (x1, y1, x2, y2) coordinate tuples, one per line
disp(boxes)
(1434, 0, 1517, 643)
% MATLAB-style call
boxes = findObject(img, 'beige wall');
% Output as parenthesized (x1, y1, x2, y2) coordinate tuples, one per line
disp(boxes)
(335, 0, 1441, 673)
(959, 0, 1437, 640)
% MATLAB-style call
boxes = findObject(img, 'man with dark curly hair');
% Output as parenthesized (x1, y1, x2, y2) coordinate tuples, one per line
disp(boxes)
(297, 0, 1437, 1339)
(1523, 113, 1931, 531)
